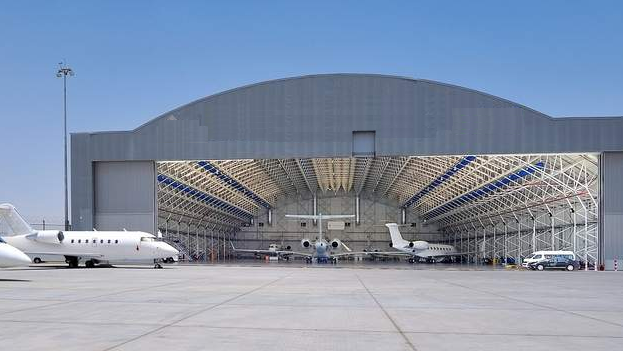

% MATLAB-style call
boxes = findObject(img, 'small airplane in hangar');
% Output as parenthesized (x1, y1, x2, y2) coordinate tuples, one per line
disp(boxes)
(233, 218, 465, 264)
(0, 203, 179, 268)
(232, 243, 294, 261)
(233, 213, 365, 263)
(384, 223, 462, 263)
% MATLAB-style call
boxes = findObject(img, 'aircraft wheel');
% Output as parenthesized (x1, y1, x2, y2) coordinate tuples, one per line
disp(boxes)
(67, 257, 79, 268)
(85, 260, 95, 268)
(33, 257, 42, 264)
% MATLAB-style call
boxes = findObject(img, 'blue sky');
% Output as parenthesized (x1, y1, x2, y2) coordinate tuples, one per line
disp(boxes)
(1, 1, 622, 223)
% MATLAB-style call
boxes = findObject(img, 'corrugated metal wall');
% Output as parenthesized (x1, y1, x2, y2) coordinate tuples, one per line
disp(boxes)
(93, 161, 156, 233)
(601, 152, 623, 269)
(70, 75, 623, 266)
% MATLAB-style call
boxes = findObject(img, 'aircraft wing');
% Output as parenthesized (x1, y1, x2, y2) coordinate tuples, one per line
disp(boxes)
(231, 247, 275, 255)
(330, 251, 411, 258)
(317, 215, 355, 219)
(284, 215, 355, 219)
(276, 250, 312, 258)
(230, 242, 310, 257)
(431, 251, 474, 257)
(414, 251, 475, 258)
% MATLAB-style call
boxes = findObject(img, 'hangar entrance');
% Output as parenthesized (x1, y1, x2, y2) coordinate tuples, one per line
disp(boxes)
(155, 154, 599, 267)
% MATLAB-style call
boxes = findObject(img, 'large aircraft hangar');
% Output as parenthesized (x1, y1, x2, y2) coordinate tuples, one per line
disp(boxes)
(71, 74, 623, 269)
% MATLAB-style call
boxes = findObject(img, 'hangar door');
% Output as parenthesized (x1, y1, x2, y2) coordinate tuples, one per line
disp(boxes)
(93, 161, 157, 233)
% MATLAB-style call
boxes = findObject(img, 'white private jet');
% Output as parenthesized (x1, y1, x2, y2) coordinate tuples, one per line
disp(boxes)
(0, 237, 31, 268)
(233, 213, 364, 263)
(385, 223, 460, 263)
(0, 203, 179, 268)
(231, 243, 294, 260)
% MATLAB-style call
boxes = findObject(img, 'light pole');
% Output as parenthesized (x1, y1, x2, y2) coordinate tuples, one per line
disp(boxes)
(57, 63, 74, 231)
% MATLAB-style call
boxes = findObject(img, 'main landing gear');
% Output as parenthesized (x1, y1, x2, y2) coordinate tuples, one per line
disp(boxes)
(154, 260, 163, 269)
(65, 256, 79, 268)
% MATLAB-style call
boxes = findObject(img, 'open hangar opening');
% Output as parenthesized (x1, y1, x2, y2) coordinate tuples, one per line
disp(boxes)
(71, 74, 623, 269)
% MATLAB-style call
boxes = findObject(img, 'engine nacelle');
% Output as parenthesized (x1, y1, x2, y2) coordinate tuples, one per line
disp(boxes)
(408, 241, 429, 250)
(330, 238, 341, 249)
(301, 239, 311, 248)
(30, 230, 64, 244)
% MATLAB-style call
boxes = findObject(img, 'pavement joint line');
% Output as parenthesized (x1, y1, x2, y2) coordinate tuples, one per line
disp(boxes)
(432, 277, 623, 329)
(355, 273, 419, 351)
(101, 272, 294, 351)
(0, 277, 194, 316)
(2, 318, 623, 339)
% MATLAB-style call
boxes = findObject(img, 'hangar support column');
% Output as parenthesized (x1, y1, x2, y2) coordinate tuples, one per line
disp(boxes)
(600, 151, 623, 270)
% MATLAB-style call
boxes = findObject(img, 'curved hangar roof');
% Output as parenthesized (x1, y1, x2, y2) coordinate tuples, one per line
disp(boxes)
(73, 74, 623, 161)
(72, 74, 614, 231)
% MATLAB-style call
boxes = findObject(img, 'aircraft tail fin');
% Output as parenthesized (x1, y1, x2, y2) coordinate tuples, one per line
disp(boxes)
(385, 223, 409, 248)
(0, 204, 36, 236)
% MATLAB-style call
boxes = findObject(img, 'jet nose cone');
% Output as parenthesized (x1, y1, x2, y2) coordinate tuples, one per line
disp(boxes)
(0, 244, 31, 267)
(162, 243, 179, 256)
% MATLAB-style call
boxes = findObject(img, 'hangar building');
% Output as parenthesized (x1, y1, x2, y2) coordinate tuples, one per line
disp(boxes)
(71, 74, 623, 269)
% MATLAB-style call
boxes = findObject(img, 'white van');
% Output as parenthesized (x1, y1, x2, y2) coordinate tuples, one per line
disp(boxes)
(522, 251, 575, 268)
(28, 254, 65, 264)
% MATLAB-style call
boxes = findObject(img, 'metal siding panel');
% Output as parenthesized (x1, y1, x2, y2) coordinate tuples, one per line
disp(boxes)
(75, 75, 623, 162)
(93, 161, 156, 233)
(71, 75, 623, 233)
(602, 151, 623, 268)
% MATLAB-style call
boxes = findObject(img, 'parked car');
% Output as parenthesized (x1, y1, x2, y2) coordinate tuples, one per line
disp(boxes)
(522, 251, 575, 268)
(28, 254, 65, 264)
(528, 255, 580, 271)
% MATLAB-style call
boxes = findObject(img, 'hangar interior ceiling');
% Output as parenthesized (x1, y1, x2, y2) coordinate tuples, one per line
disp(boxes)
(156, 154, 599, 264)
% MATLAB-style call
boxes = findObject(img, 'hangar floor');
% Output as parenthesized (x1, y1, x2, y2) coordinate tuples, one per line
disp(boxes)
(0, 264, 621, 351)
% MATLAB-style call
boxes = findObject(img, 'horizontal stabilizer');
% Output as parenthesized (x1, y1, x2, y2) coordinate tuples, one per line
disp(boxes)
(285, 214, 355, 220)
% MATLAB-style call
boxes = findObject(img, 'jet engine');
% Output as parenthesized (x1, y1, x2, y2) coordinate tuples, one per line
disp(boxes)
(330, 238, 342, 249)
(29, 230, 64, 244)
(301, 239, 311, 248)
(407, 241, 429, 250)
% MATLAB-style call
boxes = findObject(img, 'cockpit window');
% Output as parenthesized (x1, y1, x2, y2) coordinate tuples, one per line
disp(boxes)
(141, 237, 155, 242)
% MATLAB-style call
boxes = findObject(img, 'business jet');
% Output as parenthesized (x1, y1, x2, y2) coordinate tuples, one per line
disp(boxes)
(234, 213, 362, 263)
(0, 203, 179, 268)
(385, 223, 460, 263)
(231, 243, 294, 260)
(0, 237, 31, 267)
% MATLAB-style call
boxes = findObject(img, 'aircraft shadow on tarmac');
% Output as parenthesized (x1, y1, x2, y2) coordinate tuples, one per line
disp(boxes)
(19, 264, 173, 270)
(0, 278, 31, 282)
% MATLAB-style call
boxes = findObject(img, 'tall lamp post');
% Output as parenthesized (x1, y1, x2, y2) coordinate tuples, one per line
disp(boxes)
(57, 63, 74, 231)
